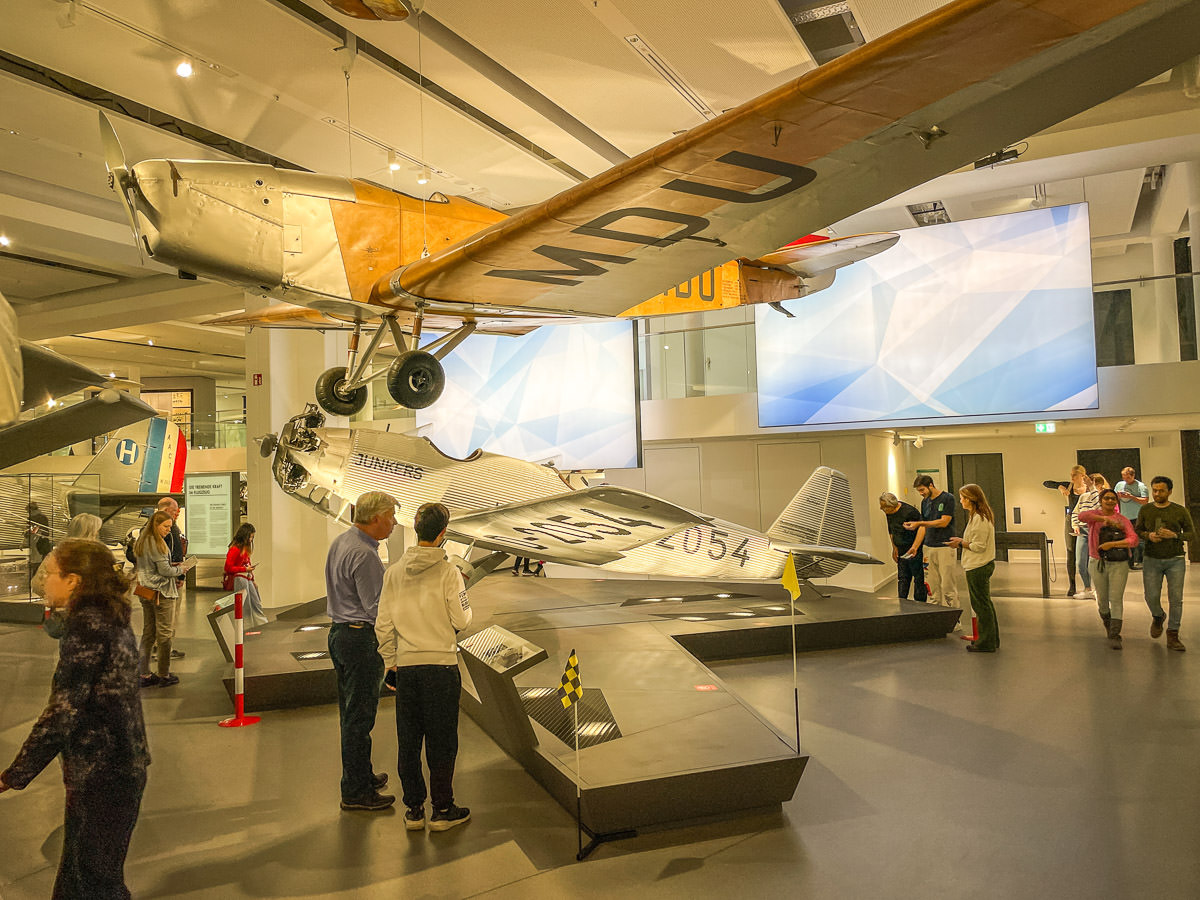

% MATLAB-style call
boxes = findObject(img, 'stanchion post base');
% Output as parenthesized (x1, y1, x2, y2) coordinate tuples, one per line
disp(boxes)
(576, 827, 637, 861)
(218, 715, 262, 728)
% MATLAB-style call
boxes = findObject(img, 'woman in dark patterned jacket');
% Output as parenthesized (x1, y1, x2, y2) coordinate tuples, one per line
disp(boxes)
(1, 539, 150, 900)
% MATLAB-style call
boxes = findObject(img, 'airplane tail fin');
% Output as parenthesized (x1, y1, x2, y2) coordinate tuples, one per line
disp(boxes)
(767, 466, 864, 579)
(74, 417, 188, 494)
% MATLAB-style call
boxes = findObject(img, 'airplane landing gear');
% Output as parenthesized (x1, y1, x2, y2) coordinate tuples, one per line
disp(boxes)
(308, 312, 475, 416)
(314, 366, 368, 417)
(386, 350, 445, 409)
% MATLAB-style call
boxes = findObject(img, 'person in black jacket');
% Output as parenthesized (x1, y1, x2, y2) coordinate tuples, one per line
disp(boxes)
(1, 539, 150, 899)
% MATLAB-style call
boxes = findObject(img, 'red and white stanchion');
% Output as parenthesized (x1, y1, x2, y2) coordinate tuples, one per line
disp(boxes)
(219, 591, 261, 728)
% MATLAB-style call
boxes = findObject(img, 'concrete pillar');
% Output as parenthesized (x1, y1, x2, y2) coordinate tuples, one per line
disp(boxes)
(1151, 236, 1181, 364)
(1187, 161, 1200, 342)
(244, 293, 350, 609)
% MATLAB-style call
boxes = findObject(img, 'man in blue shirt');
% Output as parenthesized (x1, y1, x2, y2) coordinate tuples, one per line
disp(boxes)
(905, 475, 966, 611)
(1115, 466, 1149, 569)
(326, 490, 398, 811)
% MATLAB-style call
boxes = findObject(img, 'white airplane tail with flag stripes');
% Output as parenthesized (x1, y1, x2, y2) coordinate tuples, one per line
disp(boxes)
(75, 417, 187, 494)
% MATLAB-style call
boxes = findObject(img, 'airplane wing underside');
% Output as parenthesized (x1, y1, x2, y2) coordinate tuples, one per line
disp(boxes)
(0, 393, 157, 470)
(379, 0, 1197, 316)
(447, 486, 708, 567)
(206, 301, 585, 336)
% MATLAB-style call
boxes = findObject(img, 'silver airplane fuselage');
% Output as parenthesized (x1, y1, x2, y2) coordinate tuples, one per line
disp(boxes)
(269, 408, 864, 582)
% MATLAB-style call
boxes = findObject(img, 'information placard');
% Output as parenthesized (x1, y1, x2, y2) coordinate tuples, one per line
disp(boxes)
(184, 473, 237, 557)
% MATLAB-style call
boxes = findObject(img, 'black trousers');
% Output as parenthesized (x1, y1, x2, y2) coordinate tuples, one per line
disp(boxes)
(329, 623, 383, 801)
(896, 549, 927, 601)
(394, 665, 461, 811)
(54, 773, 145, 900)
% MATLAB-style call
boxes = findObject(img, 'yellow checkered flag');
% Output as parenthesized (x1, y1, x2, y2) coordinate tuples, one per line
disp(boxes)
(781, 552, 801, 602)
(556, 648, 583, 709)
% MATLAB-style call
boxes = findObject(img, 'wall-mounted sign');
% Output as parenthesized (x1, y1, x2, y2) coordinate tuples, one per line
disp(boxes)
(184, 473, 238, 557)
(1035, 422, 1057, 433)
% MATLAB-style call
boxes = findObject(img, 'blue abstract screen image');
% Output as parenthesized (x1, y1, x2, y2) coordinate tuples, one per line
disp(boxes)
(416, 319, 638, 470)
(756, 203, 1097, 428)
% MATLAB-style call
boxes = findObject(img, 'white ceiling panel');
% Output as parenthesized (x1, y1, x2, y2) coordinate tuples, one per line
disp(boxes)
(427, 0, 715, 154)
(1081, 169, 1145, 238)
(851, 0, 956, 41)
(0, 257, 117, 300)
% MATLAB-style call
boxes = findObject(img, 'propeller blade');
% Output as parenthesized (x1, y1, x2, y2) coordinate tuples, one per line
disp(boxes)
(98, 111, 126, 179)
(99, 112, 145, 260)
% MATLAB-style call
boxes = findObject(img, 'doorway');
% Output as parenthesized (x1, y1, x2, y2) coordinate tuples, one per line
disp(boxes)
(1075, 448, 1141, 495)
(946, 453, 1007, 536)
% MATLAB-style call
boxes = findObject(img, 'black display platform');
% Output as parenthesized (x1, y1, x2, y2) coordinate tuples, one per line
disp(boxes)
(219, 577, 960, 838)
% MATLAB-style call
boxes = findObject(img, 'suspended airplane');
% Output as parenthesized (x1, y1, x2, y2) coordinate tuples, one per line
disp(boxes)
(0, 416, 187, 553)
(99, 0, 1199, 416)
(0, 290, 158, 466)
(263, 405, 879, 583)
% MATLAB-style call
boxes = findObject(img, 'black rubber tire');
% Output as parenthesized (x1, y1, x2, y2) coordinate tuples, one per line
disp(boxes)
(314, 366, 368, 417)
(386, 350, 446, 409)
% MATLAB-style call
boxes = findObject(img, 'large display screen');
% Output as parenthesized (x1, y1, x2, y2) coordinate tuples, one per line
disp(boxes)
(416, 319, 638, 470)
(756, 203, 1097, 428)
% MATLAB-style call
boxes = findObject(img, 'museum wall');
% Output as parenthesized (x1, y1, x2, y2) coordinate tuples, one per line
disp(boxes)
(907, 430, 1185, 564)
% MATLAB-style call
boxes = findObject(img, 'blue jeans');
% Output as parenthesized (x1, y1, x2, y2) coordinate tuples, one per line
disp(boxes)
(1143, 556, 1186, 631)
(329, 623, 384, 801)
(1075, 533, 1091, 588)
(1089, 557, 1130, 620)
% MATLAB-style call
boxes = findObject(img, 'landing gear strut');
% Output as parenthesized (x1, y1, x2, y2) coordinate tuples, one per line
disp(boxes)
(310, 313, 476, 417)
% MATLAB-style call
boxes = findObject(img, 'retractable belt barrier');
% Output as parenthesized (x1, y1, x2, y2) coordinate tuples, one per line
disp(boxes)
(218, 591, 261, 728)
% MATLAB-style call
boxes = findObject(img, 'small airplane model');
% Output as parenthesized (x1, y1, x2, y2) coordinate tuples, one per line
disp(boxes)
(263, 405, 880, 583)
(0, 416, 187, 553)
(0, 290, 158, 466)
(99, 0, 1197, 416)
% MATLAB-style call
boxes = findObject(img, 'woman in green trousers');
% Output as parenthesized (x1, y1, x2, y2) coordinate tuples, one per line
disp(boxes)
(949, 484, 998, 652)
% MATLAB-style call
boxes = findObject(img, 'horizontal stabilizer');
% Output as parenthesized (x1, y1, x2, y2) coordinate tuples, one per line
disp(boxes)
(447, 485, 706, 566)
(749, 233, 899, 279)
(772, 543, 883, 566)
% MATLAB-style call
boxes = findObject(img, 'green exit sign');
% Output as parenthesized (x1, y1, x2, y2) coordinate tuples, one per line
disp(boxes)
(1035, 422, 1056, 434)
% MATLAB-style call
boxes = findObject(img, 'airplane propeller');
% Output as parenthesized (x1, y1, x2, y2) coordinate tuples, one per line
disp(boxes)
(99, 112, 146, 261)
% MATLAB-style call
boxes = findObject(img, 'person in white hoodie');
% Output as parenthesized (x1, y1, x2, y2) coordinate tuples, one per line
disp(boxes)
(376, 502, 473, 833)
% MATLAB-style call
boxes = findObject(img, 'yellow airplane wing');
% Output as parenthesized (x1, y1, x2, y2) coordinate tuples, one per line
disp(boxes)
(376, 0, 1191, 317)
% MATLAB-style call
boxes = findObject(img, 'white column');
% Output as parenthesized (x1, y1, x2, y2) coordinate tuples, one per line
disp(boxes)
(1151, 236, 1181, 364)
(243, 293, 350, 609)
(1187, 161, 1200, 343)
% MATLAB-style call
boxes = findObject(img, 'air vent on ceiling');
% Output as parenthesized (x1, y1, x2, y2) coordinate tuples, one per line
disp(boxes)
(907, 201, 951, 227)
(624, 34, 718, 120)
(778, 1, 866, 65)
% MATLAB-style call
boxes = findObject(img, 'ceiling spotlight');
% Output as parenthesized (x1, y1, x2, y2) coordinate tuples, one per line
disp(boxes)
(47, 398, 57, 408)
(913, 436, 925, 449)
(416, 167, 430, 185)
(0, 235, 10, 247)
(175, 60, 194, 78)
(892, 431, 901, 446)
(387, 151, 400, 172)
(147, 339, 154, 346)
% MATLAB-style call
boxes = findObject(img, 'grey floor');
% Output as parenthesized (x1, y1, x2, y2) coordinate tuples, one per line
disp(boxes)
(1, 562, 1197, 899)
